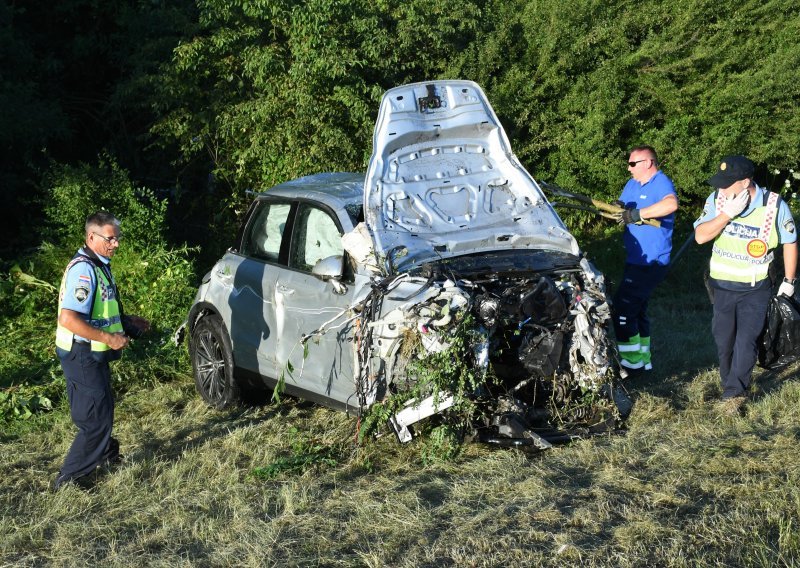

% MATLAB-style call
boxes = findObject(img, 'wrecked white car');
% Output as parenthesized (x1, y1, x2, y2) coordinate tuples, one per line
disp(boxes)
(182, 80, 630, 449)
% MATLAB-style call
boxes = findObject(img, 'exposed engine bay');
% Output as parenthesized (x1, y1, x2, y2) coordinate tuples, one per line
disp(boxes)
(306, 248, 631, 450)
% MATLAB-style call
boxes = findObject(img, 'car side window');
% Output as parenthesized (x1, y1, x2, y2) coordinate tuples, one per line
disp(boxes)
(289, 204, 343, 272)
(242, 202, 292, 262)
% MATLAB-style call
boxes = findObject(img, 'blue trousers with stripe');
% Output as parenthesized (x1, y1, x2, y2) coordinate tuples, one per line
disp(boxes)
(712, 285, 771, 398)
(56, 342, 119, 485)
(612, 263, 669, 342)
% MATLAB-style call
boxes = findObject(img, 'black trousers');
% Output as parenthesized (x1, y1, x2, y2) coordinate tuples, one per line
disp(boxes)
(57, 342, 118, 484)
(712, 285, 772, 398)
(612, 263, 669, 342)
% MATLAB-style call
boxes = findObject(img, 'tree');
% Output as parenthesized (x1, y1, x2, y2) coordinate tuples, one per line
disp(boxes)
(152, 0, 486, 217)
(0, 0, 195, 257)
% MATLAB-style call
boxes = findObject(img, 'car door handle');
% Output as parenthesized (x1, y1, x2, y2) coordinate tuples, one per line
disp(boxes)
(277, 284, 295, 295)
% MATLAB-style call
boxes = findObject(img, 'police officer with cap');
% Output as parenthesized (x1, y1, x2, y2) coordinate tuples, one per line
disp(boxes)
(695, 156, 797, 413)
(53, 210, 150, 489)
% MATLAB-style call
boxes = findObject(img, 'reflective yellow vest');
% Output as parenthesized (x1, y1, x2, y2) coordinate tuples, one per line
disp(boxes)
(710, 192, 780, 285)
(55, 253, 123, 362)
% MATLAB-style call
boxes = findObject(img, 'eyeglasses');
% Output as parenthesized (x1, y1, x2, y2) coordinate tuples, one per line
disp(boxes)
(628, 159, 651, 167)
(93, 231, 123, 245)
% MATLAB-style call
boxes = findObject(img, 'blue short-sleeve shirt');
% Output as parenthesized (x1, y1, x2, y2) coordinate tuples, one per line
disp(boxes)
(61, 248, 112, 341)
(693, 185, 797, 244)
(619, 170, 677, 266)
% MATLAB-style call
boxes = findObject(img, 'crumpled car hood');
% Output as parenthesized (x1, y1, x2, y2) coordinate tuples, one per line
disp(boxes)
(364, 80, 578, 273)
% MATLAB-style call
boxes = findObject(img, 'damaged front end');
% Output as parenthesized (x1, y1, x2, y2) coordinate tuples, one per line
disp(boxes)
(346, 250, 630, 450)
(345, 80, 632, 449)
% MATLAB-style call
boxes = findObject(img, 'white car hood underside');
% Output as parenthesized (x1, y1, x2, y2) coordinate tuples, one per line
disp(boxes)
(364, 80, 578, 272)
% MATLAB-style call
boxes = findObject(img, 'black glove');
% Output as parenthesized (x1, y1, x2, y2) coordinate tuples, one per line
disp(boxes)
(122, 315, 144, 339)
(620, 208, 642, 225)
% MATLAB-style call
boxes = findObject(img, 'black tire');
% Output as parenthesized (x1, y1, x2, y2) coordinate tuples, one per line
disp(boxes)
(190, 315, 241, 409)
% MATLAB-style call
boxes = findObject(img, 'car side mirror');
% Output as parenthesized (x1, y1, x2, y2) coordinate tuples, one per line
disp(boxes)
(312, 255, 346, 294)
(312, 255, 344, 280)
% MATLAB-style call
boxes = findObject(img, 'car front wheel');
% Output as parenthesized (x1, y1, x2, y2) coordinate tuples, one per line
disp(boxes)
(190, 315, 240, 409)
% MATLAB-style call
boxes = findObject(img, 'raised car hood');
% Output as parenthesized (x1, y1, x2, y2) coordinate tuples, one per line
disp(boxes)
(364, 80, 578, 273)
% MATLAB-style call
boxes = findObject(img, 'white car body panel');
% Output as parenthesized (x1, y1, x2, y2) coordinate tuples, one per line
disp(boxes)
(364, 80, 579, 273)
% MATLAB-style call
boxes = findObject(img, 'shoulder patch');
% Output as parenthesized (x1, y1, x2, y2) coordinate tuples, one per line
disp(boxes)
(784, 219, 796, 234)
(74, 284, 90, 303)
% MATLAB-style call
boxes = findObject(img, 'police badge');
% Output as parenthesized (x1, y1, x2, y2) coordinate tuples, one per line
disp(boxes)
(74, 285, 90, 303)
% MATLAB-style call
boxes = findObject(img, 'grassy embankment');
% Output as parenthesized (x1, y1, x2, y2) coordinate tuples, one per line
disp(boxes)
(2, 217, 800, 567)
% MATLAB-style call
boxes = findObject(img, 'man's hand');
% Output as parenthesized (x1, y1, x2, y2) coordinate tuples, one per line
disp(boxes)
(721, 190, 749, 219)
(105, 331, 130, 350)
(617, 208, 642, 225)
(778, 279, 796, 298)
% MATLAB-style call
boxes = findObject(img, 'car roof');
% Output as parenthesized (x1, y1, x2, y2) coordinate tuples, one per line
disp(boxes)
(260, 172, 364, 208)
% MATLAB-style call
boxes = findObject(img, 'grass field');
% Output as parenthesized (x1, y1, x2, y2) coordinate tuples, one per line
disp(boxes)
(2, 221, 800, 567)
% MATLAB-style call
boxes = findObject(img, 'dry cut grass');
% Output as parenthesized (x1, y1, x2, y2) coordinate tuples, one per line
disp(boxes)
(2, 354, 800, 567)
(2, 237, 800, 566)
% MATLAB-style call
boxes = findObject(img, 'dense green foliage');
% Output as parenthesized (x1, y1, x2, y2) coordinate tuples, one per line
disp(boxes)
(4, 0, 799, 256)
(43, 157, 168, 250)
(151, 0, 800, 213)
(0, 160, 196, 422)
(0, 0, 195, 255)
(151, 0, 486, 232)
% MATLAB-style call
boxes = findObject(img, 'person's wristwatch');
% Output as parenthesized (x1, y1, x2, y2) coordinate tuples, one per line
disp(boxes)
(783, 277, 797, 285)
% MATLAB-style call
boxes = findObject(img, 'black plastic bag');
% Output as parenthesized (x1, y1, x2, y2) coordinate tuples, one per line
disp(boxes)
(758, 294, 800, 369)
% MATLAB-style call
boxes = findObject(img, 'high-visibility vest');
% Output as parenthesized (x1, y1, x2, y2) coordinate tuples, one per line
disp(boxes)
(710, 192, 780, 285)
(55, 253, 123, 362)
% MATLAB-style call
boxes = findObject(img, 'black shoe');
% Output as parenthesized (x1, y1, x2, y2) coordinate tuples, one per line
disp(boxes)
(101, 437, 121, 464)
(52, 472, 96, 492)
(100, 453, 125, 470)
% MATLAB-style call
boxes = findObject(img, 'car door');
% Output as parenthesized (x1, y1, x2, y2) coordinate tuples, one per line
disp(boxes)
(226, 199, 293, 379)
(273, 201, 359, 408)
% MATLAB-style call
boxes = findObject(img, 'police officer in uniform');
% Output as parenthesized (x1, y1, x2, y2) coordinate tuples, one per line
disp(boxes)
(613, 146, 679, 372)
(694, 156, 797, 413)
(53, 211, 150, 489)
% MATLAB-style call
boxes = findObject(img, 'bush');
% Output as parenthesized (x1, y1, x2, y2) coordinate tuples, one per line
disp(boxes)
(453, 0, 800, 200)
(43, 155, 168, 251)
(0, 159, 197, 422)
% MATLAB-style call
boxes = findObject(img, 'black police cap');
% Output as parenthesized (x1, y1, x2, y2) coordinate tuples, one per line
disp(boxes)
(707, 155, 755, 188)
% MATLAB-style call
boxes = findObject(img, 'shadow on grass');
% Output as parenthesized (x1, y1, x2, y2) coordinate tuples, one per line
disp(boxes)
(125, 398, 293, 466)
(0, 360, 59, 390)
(751, 360, 800, 400)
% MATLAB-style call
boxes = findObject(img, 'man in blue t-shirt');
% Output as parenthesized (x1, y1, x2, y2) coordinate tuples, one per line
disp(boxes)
(613, 145, 678, 372)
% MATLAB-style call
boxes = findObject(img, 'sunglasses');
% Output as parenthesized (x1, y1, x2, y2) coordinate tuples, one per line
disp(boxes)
(628, 159, 651, 167)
